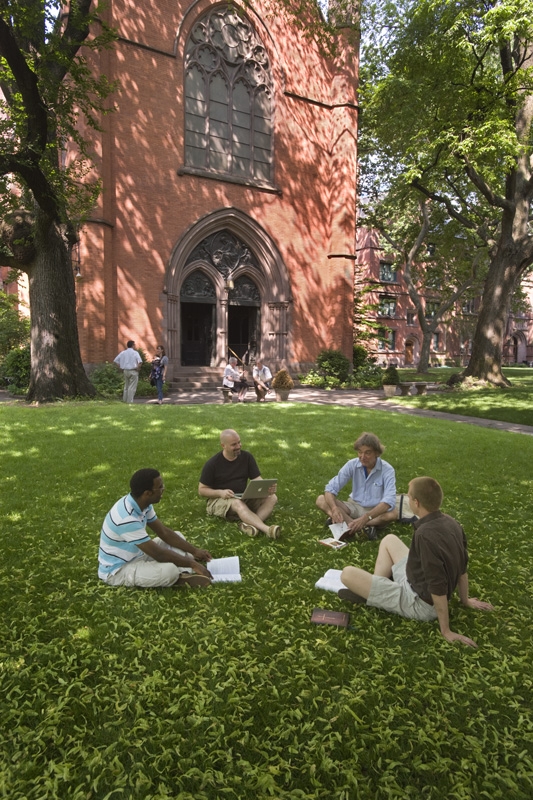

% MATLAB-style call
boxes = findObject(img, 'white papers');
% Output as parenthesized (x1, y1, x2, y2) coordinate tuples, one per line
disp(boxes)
(328, 521, 350, 541)
(314, 568, 344, 594)
(208, 556, 241, 583)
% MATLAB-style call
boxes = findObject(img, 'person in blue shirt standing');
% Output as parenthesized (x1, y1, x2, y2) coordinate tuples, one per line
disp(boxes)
(316, 432, 398, 541)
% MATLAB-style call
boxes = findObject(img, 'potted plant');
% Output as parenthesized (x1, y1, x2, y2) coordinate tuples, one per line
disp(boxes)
(272, 368, 294, 401)
(382, 365, 399, 397)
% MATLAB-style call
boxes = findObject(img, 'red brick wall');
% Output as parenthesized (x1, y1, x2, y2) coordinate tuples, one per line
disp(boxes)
(74, 0, 359, 370)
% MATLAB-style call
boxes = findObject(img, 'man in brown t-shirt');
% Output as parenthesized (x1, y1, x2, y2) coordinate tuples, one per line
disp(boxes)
(339, 476, 493, 647)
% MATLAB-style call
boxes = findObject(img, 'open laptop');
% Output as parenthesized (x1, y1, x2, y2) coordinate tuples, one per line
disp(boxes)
(234, 479, 277, 500)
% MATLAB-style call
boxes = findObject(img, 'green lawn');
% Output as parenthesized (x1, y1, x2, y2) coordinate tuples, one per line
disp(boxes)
(395, 367, 533, 427)
(1, 402, 533, 799)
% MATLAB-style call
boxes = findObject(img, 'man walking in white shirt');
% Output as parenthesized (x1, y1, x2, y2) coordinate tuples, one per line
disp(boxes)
(114, 340, 142, 402)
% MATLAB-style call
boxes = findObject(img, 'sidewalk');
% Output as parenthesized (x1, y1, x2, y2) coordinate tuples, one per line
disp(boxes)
(2, 386, 532, 437)
(142, 386, 533, 437)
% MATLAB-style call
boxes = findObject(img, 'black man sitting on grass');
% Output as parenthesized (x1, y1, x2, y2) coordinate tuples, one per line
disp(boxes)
(339, 476, 494, 647)
(99, 468, 213, 588)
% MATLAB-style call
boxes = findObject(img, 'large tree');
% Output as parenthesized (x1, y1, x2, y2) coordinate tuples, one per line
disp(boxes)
(360, 0, 533, 385)
(362, 191, 487, 372)
(0, 1, 114, 401)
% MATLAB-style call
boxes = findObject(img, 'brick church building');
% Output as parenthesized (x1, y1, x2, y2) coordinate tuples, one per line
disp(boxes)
(72, 1, 359, 384)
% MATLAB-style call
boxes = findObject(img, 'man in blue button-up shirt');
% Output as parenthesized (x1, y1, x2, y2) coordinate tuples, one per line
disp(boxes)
(316, 432, 398, 540)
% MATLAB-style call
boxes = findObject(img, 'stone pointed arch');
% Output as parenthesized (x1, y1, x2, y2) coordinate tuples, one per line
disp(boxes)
(166, 208, 291, 368)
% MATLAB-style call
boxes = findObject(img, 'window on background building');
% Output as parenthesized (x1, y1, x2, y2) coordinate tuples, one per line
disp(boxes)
(462, 298, 476, 314)
(432, 332, 439, 350)
(184, 8, 273, 184)
(378, 328, 396, 350)
(425, 301, 439, 319)
(379, 261, 397, 283)
(407, 312, 416, 325)
(378, 297, 397, 317)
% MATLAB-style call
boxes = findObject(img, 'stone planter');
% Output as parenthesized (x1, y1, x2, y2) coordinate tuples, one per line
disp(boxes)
(275, 389, 290, 401)
(383, 384, 397, 397)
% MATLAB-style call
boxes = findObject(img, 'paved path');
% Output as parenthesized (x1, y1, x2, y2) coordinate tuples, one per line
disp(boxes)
(2, 386, 532, 437)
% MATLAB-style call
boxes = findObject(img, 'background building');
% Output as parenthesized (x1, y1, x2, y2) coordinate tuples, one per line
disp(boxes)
(71, 0, 359, 385)
(357, 227, 533, 368)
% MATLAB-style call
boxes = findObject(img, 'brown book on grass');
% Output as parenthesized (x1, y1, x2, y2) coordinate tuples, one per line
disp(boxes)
(310, 608, 350, 628)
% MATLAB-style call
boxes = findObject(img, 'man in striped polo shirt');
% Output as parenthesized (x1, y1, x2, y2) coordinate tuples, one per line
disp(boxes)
(99, 468, 213, 588)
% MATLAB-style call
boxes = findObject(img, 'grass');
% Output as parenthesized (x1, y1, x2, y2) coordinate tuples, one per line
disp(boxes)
(395, 367, 533, 427)
(1, 401, 533, 799)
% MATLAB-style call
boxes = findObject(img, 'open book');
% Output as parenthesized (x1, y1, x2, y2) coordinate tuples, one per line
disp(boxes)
(318, 521, 350, 549)
(314, 568, 344, 594)
(208, 556, 241, 583)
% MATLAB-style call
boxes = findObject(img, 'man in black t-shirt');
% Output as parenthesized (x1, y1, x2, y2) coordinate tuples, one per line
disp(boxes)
(199, 429, 280, 539)
(338, 476, 493, 647)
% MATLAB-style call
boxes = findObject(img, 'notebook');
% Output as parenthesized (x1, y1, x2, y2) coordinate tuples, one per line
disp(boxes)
(234, 479, 277, 500)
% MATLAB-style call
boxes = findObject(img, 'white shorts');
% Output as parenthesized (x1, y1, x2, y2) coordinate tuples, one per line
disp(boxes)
(104, 537, 193, 588)
(367, 557, 438, 622)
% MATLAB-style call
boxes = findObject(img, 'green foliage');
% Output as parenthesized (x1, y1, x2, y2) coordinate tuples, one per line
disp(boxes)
(0, 402, 531, 798)
(272, 368, 294, 390)
(0, 343, 30, 388)
(0, 291, 29, 358)
(353, 343, 370, 369)
(137, 347, 153, 381)
(382, 365, 400, 385)
(316, 348, 351, 382)
(90, 362, 162, 398)
(90, 362, 123, 397)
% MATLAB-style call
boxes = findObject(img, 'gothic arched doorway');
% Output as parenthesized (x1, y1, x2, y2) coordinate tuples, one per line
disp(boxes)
(166, 208, 291, 372)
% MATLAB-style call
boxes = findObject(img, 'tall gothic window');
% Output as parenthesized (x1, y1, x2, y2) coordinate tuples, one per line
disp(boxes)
(184, 7, 273, 184)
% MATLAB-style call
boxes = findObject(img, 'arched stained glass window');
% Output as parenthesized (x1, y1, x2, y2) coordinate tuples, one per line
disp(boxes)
(184, 7, 273, 184)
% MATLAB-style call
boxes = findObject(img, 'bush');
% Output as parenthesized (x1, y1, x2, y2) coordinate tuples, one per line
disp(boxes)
(299, 369, 326, 388)
(90, 363, 124, 397)
(0, 291, 30, 358)
(382, 365, 400, 385)
(272, 368, 294, 390)
(353, 343, 369, 370)
(0, 344, 31, 389)
(351, 362, 384, 389)
(316, 348, 351, 382)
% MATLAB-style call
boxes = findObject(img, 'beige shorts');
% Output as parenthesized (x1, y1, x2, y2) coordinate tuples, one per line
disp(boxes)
(367, 557, 437, 622)
(207, 496, 264, 521)
(104, 537, 193, 588)
(341, 498, 373, 518)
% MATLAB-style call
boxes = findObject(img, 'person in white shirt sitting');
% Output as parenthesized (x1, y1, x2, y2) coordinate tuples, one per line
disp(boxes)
(252, 358, 272, 402)
(222, 356, 248, 402)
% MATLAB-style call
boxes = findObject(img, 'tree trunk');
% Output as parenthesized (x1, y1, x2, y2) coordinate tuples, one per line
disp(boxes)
(26, 213, 96, 402)
(463, 251, 522, 387)
(417, 333, 432, 373)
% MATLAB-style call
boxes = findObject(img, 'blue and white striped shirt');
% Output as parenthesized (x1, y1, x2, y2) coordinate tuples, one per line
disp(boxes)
(98, 494, 156, 581)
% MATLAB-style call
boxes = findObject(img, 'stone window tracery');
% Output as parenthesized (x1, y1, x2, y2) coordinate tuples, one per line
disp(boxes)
(184, 7, 273, 183)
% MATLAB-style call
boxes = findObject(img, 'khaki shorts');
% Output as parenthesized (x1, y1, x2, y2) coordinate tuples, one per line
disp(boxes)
(367, 557, 437, 622)
(104, 537, 193, 588)
(207, 496, 264, 521)
(341, 498, 373, 518)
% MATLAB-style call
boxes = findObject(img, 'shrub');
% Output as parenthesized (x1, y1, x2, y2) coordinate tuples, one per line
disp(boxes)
(316, 348, 351, 382)
(90, 363, 123, 397)
(353, 343, 369, 370)
(299, 369, 326, 388)
(382, 365, 400, 385)
(352, 362, 384, 389)
(272, 368, 294, 390)
(0, 344, 31, 389)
